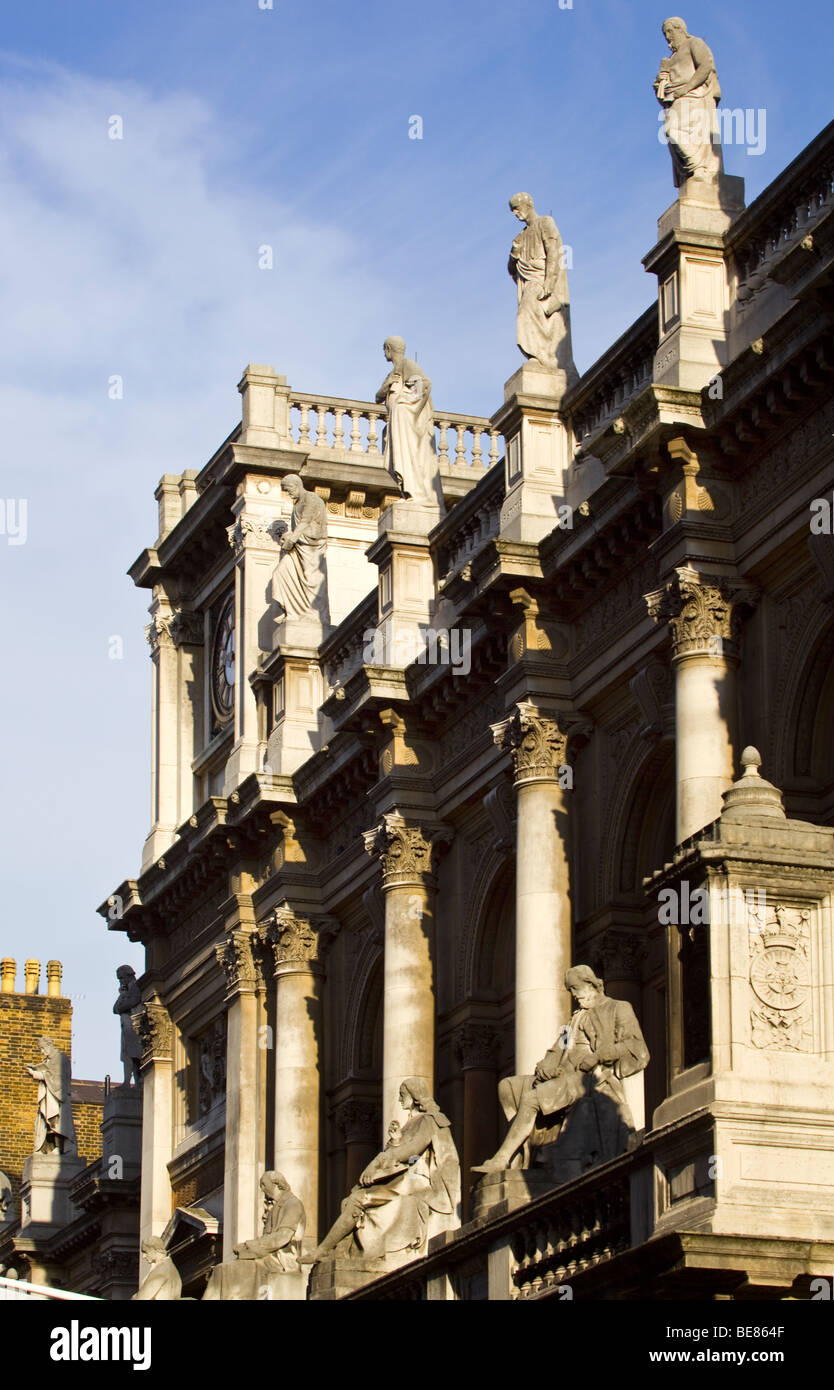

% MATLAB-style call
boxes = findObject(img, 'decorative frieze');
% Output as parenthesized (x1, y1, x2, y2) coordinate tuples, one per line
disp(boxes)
(362, 813, 452, 889)
(491, 701, 568, 785)
(131, 996, 172, 1064)
(645, 566, 756, 660)
(215, 929, 258, 999)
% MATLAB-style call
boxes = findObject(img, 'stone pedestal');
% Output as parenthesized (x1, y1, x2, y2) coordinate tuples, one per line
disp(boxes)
(101, 1086, 143, 1182)
(470, 1168, 556, 1222)
(492, 704, 573, 1073)
(308, 1255, 387, 1302)
(19, 1154, 86, 1231)
(265, 645, 325, 776)
(366, 503, 442, 674)
(492, 366, 572, 544)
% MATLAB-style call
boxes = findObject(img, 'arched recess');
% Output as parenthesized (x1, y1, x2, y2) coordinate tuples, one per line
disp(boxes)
(340, 938, 383, 1081)
(600, 738, 676, 1124)
(781, 614, 834, 818)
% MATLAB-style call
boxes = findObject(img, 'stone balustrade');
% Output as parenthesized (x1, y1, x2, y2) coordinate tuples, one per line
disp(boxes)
(433, 464, 505, 585)
(566, 308, 657, 453)
(320, 593, 378, 696)
(289, 392, 502, 475)
(728, 141, 834, 307)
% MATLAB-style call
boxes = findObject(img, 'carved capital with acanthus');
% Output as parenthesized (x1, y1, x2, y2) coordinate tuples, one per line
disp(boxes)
(333, 1097, 381, 1147)
(258, 904, 337, 974)
(362, 813, 452, 890)
(598, 931, 646, 982)
(144, 611, 174, 655)
(131, 996, 172, 1065)
(453, 1022, 501, 1071)
(170, 609, 204, 648)
(215, 929, 258, 999)
(491, 701, 569, 785)
(645, 566, 757, 661)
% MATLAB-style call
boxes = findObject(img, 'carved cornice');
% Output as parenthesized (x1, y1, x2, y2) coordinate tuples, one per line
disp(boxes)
(215, 929, 258, 999)
(362, 813, 452, 889)
(258, 904, 337, 974)
(453, 1022, 501, 1071)
(131, 996, 172, 1064)
(333, 1097, 380, 1146)
(491, 701, 569, 785)
(645, 566, 757, 660)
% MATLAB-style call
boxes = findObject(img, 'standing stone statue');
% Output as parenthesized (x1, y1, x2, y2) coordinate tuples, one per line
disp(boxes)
(26, 1037, 77, 1156)
(271, 474, 330, 624)
(132, 1237, 183, 1300)
(304, 1078, 460, 1265)
(473, 966, 649, 1181)
(113, 964, 143, 1086)
(508, 193, 578, 384)
(654, 17, 722, 188)
(375, 337, 445, 512)
(202, 1171, 306, 1299)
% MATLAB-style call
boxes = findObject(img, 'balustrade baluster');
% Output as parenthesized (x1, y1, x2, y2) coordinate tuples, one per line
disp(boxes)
(437, 420, 450, 466)
(471, 429, 483, 468)
(315, 405, 329, 447)
(367, 411, 381, 455)
(454, 424, 467, 466)
(349, 409, 362, 453)
(298, 402, 311, 444)
(333, 408, 345, 450)
(489, 430, 500, 468)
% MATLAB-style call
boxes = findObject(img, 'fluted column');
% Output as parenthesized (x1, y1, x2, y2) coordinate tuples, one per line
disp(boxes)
(216, 924, 260, 1258)
(363, 814, 451, 1127)
(132, 996, 173, 1253)
(647, 567, 754, 842)
(259, 906, 335, 1246)
(492, 702, 573, 1075)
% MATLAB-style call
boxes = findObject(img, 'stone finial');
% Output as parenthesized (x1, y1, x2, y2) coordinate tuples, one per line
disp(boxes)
(46, 961, 62, 998)
(720, 746, 786, 821)
(24, 960, 40, 995)
(0, 959, 15, 994)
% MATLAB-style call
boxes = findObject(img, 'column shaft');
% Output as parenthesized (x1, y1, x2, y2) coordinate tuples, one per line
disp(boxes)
(273, 966, 321, 1244)
(674, 652, 738, 842)
(381, 883, 434, 1128)
(515, 779, 572, 1073)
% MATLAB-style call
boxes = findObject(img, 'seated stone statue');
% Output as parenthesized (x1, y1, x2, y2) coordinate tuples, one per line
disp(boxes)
(304, 1078, 460, 1266)
(202, 1171, 305, 1300)
(132, 1238, 182, 1300)
(473, 965, 649, 1182)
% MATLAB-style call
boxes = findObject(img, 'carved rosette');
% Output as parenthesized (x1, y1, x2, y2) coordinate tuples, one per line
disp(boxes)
(491, 701, 568, 785)
(258, 905, 337, 975)
(362, 814, 452, 890)
(333, 1097, 380, 1147)
(215, 929, 258, 999)
(645, 566, 756, 661)
(131, 997, 172, 1065)
(747, 900, 812, 1053)
(453, 1022, 500, 1071)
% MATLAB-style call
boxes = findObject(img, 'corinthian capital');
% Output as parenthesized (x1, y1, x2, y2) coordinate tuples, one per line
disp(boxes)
(645, 567, 757, 660)
(362, 813, 452, 889)
(491, 702, 568, 785)
(258, 904, 337, 973)
(215, 929, 258, 998)
(131, 996, 172, 1064)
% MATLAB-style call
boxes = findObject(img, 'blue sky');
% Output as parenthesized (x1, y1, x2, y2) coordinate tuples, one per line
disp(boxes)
(1, 0, 831, 1079)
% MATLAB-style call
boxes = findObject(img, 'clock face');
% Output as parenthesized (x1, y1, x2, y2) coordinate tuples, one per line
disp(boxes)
(210, 595, 235, 726)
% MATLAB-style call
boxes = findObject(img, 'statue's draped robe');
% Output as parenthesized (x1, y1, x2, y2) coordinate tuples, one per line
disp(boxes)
(656, 37, 721, 186)
(31, 1050, 76, 1154)
(132, 1257, 182, 1301)
(114, 981, 142, 1066)
(341, 1110, 460, 1260)
(503, 996, 649, 1181)
(202, 1191, 305, 1300)
(380, 361, 445, 510)
(509, 215, 577, 377)
(271, 491, 330, 622)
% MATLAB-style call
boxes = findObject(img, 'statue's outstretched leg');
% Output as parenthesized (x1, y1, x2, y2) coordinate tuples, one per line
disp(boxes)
(301, 1195, 362, 1264)
(472, 1083, 540, 1174)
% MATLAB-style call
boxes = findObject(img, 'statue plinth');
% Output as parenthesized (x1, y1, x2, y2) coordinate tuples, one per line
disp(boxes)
(492, 366, 573, 544)
(307, 1253, 390, 1301)
(502, 361, 575, 408)
(272, 615, 333, 654)
(659, 172, 745, 238)
(470, 1168, 558, 1222)
(378, 499, 444, 540)
(19, 1153, 87, 1231)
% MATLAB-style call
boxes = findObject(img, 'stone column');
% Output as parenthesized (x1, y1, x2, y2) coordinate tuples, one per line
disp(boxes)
(132, 997, 173, 1253)
(333, 1098, 380, 1192)
(492, 703, 573, 1075)
(453, 1024, 500, 1215)
(647, 567, 753, 843)
(363, 814, 451, 1128)
(259, 907, 335, 1247)
(216, 925, 260, 1259)
(142, 600, 204, 870)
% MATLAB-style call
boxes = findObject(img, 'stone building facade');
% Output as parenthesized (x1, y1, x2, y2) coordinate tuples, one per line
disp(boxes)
(101, 121, 834, 1299)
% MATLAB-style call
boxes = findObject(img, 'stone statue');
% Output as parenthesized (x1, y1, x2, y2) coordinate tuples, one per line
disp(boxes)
(654, 17, 722, 188)
(132, 1237, 182, 1300)
(375, 337, 445, 511)
(202, 1171, 306, 1299)
(0, 1170, 12, 1224)
(113, 964, 143, 1086)
(473, 966, 649, 1181)
(271, 474, 330, 624)
(26, 1037, 77, 1156)
(508, 193, 578, 384)
(304, 1078, 460, 1265)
